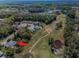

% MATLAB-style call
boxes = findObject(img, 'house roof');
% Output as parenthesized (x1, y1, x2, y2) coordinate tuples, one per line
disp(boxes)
(17, 41, 29, 47)
(0, 51, 3, 56)
(0, 51, 6, 58)
(4, 41, 16, 47)
(53, 40, 63, 49)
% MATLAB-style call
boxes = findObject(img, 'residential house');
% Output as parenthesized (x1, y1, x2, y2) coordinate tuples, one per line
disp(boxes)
(0, 51, 6, 58)
(4, 41, 16, 48)
(52, 40, 63, 55)
(13, 21, 42, 32)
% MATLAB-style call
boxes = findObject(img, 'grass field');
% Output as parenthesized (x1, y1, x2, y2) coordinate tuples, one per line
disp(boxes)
(15, 14, 66, 58)
(30, 28, 54, 58)
(31, 35, 54, 58)
(29, 14, 66, 58)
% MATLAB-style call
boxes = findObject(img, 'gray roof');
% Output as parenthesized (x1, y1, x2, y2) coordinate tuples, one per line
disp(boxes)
(0, 55, 6, 58)
(4, 41, 16, 47)
(0, 51, 6, 58)
(0, 51, 3, 56)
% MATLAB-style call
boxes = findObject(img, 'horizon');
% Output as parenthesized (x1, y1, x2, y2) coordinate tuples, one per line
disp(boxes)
(0, 0, 79, 4)
(0, 0, 79, 1)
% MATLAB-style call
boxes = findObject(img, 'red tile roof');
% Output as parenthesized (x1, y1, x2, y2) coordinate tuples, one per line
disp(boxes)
(17, 41, 29, 47)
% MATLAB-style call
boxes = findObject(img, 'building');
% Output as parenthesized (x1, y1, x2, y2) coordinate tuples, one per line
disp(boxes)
(0, 19, 6, 26)
(52, 40, 63, 55)
(29, 8, 45, 13)
(0, 51, 6, 58)
(53, 40, 63, 49)
(4, 41, 16, 48)
(13, 21, 42, 32)
(17, 41, 29, 47)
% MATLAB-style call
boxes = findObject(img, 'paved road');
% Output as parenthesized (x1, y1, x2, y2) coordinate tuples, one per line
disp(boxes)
(0, 31, 17, 45)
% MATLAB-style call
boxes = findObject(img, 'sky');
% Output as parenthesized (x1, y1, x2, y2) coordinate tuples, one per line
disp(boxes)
(0, 0, 79, 1)
(0, 0, 50, 1)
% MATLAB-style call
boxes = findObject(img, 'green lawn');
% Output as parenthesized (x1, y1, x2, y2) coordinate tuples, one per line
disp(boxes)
(27, 26, 55, 58)
(31, 34, 54, 58)
(15, 14, 66, 58)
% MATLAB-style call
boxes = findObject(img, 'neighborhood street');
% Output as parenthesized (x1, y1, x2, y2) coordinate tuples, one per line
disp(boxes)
(0, 31, 17, 45)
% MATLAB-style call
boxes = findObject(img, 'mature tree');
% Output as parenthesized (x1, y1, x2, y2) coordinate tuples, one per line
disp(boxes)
(64, 10, 79, 58)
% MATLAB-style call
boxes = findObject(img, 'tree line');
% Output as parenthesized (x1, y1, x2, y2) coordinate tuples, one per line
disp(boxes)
(64, 9, 79, 58)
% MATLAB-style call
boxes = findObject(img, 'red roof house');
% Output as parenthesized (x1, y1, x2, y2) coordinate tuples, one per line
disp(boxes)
(17, 41, 29, 47)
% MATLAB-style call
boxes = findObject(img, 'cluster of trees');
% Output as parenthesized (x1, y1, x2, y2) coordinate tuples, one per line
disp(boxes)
(0, 25, 15, 39)
(0, 8, 17, 18)
(6, 13, 57, 25)
(61, 6, 72, 14)
(4, 48, 15, 58)
(2, 46, 24, 58)
(56, 22, 63, 30)
(48, 38, 54, 52)
(64, 9, 79, 58)
(0, 5, 57, 25)
(14, 28, 32, 42)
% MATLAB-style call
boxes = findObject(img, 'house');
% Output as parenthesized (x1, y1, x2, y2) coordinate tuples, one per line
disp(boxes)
(17, 41, 29, 47)
(29, 8, 45, 13)
(72, 7, 79, 11)
(0, 19, 6, 26)
(27, 24, 35, 32)
(0, 51, 6, 58)
(52, 40, 63, 55)
(0, 51, 3, 57)
(4, 41, 16, 48)
(13, 21, 42, 32)
(53, 40, 63, 49)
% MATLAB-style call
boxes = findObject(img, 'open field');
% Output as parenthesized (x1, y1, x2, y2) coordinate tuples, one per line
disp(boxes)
(15, 14, 66, 58)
